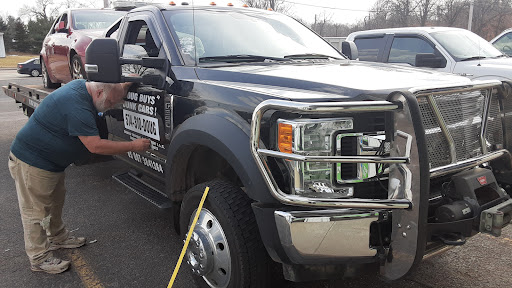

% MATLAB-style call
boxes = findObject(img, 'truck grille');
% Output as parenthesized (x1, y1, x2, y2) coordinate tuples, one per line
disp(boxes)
(417, 89, 503, 170)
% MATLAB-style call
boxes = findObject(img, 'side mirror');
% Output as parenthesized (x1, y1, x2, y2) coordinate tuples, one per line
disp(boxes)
(341, 41, 359, 60)
(415, 53, 447, 68)
(56, 21, 68, 33)
(85, 38, 122, 82)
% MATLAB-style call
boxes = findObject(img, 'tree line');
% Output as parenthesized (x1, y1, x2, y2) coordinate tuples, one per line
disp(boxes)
(304, 0, 512, 40)
(2, 0, 511, 54)
(0, 0, 95, 54)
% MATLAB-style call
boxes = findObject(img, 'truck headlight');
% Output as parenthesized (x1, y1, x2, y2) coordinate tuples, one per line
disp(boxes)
(277, 118, 354, 198)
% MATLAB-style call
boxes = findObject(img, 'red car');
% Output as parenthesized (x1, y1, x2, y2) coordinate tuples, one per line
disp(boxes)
(40, 8, 126, 88)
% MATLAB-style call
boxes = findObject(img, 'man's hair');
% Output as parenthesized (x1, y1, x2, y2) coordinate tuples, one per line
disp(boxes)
(89, 82, 124, 100)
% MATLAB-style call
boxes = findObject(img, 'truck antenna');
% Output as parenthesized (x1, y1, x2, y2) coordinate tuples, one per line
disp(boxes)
(192, 0, 198, 65)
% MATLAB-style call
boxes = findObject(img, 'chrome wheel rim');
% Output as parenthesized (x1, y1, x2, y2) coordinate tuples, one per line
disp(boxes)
(31, 69, 39, 77)
(186, 208, 231, 288)
(72, 58, 83, 79)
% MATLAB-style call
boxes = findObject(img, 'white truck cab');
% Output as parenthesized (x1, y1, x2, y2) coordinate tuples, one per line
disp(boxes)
(346, 27, 512, 81)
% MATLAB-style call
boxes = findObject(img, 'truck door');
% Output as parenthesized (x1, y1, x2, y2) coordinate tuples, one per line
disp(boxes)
(385, 35, 451, 73)
(51, 12, 72, 82)
(46, 12, 71, 82)
(109, 15, 171, 179)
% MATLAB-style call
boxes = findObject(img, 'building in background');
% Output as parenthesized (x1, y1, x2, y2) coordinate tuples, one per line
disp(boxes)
(0, 33, 5, 58)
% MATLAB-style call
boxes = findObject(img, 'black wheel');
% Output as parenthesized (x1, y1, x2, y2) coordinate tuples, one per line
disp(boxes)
(71, 55, 86, 80)
(30, 69, 40, 77)
(180, 180, 270, 288)
(41, 59, 60, 89)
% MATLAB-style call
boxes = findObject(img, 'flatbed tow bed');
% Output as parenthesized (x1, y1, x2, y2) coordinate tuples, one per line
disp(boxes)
(2, 83, 54, 116)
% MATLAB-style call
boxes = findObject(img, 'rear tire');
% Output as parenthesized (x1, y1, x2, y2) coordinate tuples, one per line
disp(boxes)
(42, 59, 60, 89)
(180, 180, 270, 288)
(30, 69, 40, 77)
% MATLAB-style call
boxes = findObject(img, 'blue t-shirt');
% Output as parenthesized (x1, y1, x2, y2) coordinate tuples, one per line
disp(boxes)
(11, 79, 99, 172)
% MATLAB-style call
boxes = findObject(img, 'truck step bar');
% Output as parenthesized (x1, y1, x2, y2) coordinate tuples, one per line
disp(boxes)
(112, 171, 172, 209)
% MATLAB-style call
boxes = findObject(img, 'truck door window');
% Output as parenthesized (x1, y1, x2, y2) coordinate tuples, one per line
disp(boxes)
(492, 32, 512, 56)
(388, 37, 437, 66)
(53, 13, 68, 33)
(353, 37, 385, 62)
(122, 20, 161, 75)
(123, 20, 160, 58)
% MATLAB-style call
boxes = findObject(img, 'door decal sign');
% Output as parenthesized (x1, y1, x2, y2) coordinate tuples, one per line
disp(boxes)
(123, 110, 160, 141)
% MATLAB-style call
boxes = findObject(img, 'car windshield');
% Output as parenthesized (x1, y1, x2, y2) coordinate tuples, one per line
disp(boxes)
(72, 10, 126, 30)
(431, 30, 503, 61)
(164, 9, 343, 65)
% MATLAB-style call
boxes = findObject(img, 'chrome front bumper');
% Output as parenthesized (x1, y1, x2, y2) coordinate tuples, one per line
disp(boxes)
(274, 209, 381, 262)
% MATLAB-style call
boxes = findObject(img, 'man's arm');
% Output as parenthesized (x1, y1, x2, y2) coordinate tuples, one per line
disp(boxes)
(78, 136, 150, 155)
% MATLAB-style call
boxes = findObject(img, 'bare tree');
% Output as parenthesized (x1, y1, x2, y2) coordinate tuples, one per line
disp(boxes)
(311, 12, 333, 36)
(19, 0, 59, 22)
(415, 0, 438, 26)
(241, 0, 290, 14)
(436, 0, 468, 27)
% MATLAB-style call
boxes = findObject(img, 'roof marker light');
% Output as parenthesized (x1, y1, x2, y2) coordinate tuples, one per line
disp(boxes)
(267, 8, 273, 11)
(169, 1, 176, 5)
(181, 2, 189, 5)
(210, 2, 216, 5)
(242, 4, 248, 7)
(227, 2, 233, 6)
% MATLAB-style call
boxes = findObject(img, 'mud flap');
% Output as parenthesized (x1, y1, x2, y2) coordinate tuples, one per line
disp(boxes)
(381, 92, 429, 280)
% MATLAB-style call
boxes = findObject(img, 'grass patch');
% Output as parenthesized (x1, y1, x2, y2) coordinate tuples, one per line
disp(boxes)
(0, 54, 39, 68)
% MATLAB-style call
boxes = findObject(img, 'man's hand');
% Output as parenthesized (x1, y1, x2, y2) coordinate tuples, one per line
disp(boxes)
(79, 135, 151, 155)
(131, 138, 151, 152)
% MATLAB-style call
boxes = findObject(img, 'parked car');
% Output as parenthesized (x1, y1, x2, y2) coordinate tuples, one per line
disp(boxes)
(17, 58, 41, 77)
(40, 8, 126, 88)
(491, 28, 512, 56)
(346, 27, 512, 81)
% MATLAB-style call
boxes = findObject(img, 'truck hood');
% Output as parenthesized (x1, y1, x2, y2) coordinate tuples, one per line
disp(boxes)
(453, 57, 512, 81)
(195, 61, 474, 100)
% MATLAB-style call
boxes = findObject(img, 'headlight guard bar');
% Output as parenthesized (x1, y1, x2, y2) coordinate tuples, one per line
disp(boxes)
(250, 99, 412, 209)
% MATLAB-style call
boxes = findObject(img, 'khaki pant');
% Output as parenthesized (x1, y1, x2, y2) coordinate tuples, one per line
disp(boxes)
(8, 152, 69, 265)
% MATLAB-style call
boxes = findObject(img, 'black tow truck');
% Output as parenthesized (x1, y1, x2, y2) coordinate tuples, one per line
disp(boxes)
(4, 4, 512, 287)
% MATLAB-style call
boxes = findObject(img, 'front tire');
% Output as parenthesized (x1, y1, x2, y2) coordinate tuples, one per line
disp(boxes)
(71, 55, 86, 80)
(180, 180, 269, 288)
(42, 59, 60, 89)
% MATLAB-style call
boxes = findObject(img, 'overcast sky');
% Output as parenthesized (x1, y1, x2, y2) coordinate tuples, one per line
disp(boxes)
(1, 0, 378, 25)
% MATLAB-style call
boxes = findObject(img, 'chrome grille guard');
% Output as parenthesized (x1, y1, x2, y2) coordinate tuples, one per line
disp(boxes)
(250, 99, 412, 209)
(411, 80, 509, 177)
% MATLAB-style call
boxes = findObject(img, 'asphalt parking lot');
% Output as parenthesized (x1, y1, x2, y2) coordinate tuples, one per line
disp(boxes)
(1, 69, 511, 288)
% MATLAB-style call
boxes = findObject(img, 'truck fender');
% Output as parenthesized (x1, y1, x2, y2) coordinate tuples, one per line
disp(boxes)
(165, 113, 277, 203)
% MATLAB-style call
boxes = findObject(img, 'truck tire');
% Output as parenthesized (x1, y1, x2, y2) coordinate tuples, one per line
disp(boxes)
(42, 59, 61, 89)
(180, 180, 270, 288)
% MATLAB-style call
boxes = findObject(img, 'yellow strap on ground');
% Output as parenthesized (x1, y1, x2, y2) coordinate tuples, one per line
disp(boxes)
(167, 186, 210, 288)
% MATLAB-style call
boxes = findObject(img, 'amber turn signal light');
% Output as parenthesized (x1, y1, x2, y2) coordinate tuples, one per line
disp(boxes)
(278, 123, 293, 154)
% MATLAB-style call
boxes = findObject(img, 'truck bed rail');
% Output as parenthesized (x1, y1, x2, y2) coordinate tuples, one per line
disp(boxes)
(2, 83, 53, 111)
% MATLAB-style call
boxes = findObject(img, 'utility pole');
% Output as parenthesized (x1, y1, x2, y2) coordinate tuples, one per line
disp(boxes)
(104, 0, 110, 8)
(468, 0, 474, 31)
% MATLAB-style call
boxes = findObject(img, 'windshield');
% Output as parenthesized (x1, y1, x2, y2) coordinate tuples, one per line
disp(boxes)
(72, 10, 126, 30)
(164, 9, 343, 65)
(431, 30, 503, 61)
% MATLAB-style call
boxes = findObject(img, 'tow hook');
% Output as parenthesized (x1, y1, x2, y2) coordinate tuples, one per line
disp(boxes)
(479, 198, 512, 236)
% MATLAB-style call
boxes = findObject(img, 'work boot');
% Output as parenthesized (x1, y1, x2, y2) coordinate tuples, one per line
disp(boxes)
(49, 236, 86, 251)
(31, 257, 70, 274)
